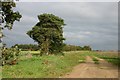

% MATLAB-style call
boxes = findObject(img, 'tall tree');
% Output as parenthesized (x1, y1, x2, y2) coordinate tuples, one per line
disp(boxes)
(0, 0, 22, 63)
(27, 13, 65, 55)
(0, 0, 22, 45)
(0, 0, 22, 30)
(0, 0, 22, 48)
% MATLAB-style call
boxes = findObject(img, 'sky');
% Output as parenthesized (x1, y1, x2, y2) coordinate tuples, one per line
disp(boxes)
(2, 2, 118, 50)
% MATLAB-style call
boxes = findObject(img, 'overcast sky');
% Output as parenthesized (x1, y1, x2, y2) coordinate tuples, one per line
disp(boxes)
(3, 2, 118, 50)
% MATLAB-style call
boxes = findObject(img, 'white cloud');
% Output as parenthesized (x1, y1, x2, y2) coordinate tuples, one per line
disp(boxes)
(84, 31, 92, 35)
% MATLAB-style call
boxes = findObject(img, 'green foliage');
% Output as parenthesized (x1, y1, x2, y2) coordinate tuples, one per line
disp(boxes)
(82, 46, 92, 51)
(1, 0, 22, 29)
(12, 44, 39, 51)
(100, 56, 120, 67)
(27, 13, 65, 55)
(11, 44, 92, 52)
(1, 46, 21, 66)
(63, 44, 92, 51)
(0, 0, 22, 65)
(63, 44, 81, 51)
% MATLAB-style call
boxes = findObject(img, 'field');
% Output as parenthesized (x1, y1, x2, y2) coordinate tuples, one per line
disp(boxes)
(2, 51, 119, 78)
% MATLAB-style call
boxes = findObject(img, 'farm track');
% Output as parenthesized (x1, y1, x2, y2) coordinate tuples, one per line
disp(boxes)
(63, 56, 118, 78)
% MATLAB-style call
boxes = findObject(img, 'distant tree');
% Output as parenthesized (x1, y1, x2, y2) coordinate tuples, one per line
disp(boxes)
(82, 46, 92, 51)
(63, 44, 83, 51)
(27, 13, 65, 55)
(12, 44, 39, 51)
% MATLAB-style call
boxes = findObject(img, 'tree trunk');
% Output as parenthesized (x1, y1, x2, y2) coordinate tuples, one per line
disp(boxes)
(40, 37, 50, 55)
(45, 38, 49, 55)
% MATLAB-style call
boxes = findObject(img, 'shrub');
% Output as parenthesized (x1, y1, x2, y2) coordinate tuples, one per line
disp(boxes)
(1, 46, 21, 66)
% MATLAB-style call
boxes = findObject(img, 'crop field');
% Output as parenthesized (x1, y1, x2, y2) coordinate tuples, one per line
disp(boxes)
(2, 51, 119, 78)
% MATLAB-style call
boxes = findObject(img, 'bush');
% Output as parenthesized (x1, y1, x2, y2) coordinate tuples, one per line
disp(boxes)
(1, 46, 21, 66)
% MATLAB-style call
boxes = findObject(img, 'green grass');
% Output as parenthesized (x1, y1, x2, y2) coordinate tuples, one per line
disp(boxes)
(0, 67, 2, 79)
(92, 57, 99, 64)
(81, 51, 119, 66)
(2, 51, 119, 78)
(2, 51, 86, 78)
(99, 56, 120, 67)
(92, 57, 98, 61)
(92, 51, 119, 66)
(78, 55, 86, 63)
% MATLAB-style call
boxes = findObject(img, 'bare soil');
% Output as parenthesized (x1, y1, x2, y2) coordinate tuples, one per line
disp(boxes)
(63, 56, 118, 78)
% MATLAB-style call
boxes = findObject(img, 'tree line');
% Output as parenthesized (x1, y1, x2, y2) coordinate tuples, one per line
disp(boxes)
(12, 44, 92, 51)
(63, 44, 92, 51)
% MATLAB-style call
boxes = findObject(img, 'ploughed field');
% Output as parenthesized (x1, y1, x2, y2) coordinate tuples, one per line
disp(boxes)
(2, 51, 119, 78)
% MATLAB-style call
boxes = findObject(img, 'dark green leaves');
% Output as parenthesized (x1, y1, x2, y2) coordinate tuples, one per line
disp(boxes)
(27, 13, 65, 55)
(1, 1, 22, 30)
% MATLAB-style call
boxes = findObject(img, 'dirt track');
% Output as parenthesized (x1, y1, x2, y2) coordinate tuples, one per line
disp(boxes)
(63, 56, 118, 78)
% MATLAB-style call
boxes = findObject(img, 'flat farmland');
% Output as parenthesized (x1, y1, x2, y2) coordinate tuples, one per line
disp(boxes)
(2, 51, 119, 78)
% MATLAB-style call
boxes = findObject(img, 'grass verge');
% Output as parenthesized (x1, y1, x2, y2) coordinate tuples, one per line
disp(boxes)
(92, 57, 99, 64)
(99, 56, 120, 67)
(2, 51, 86, 78)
